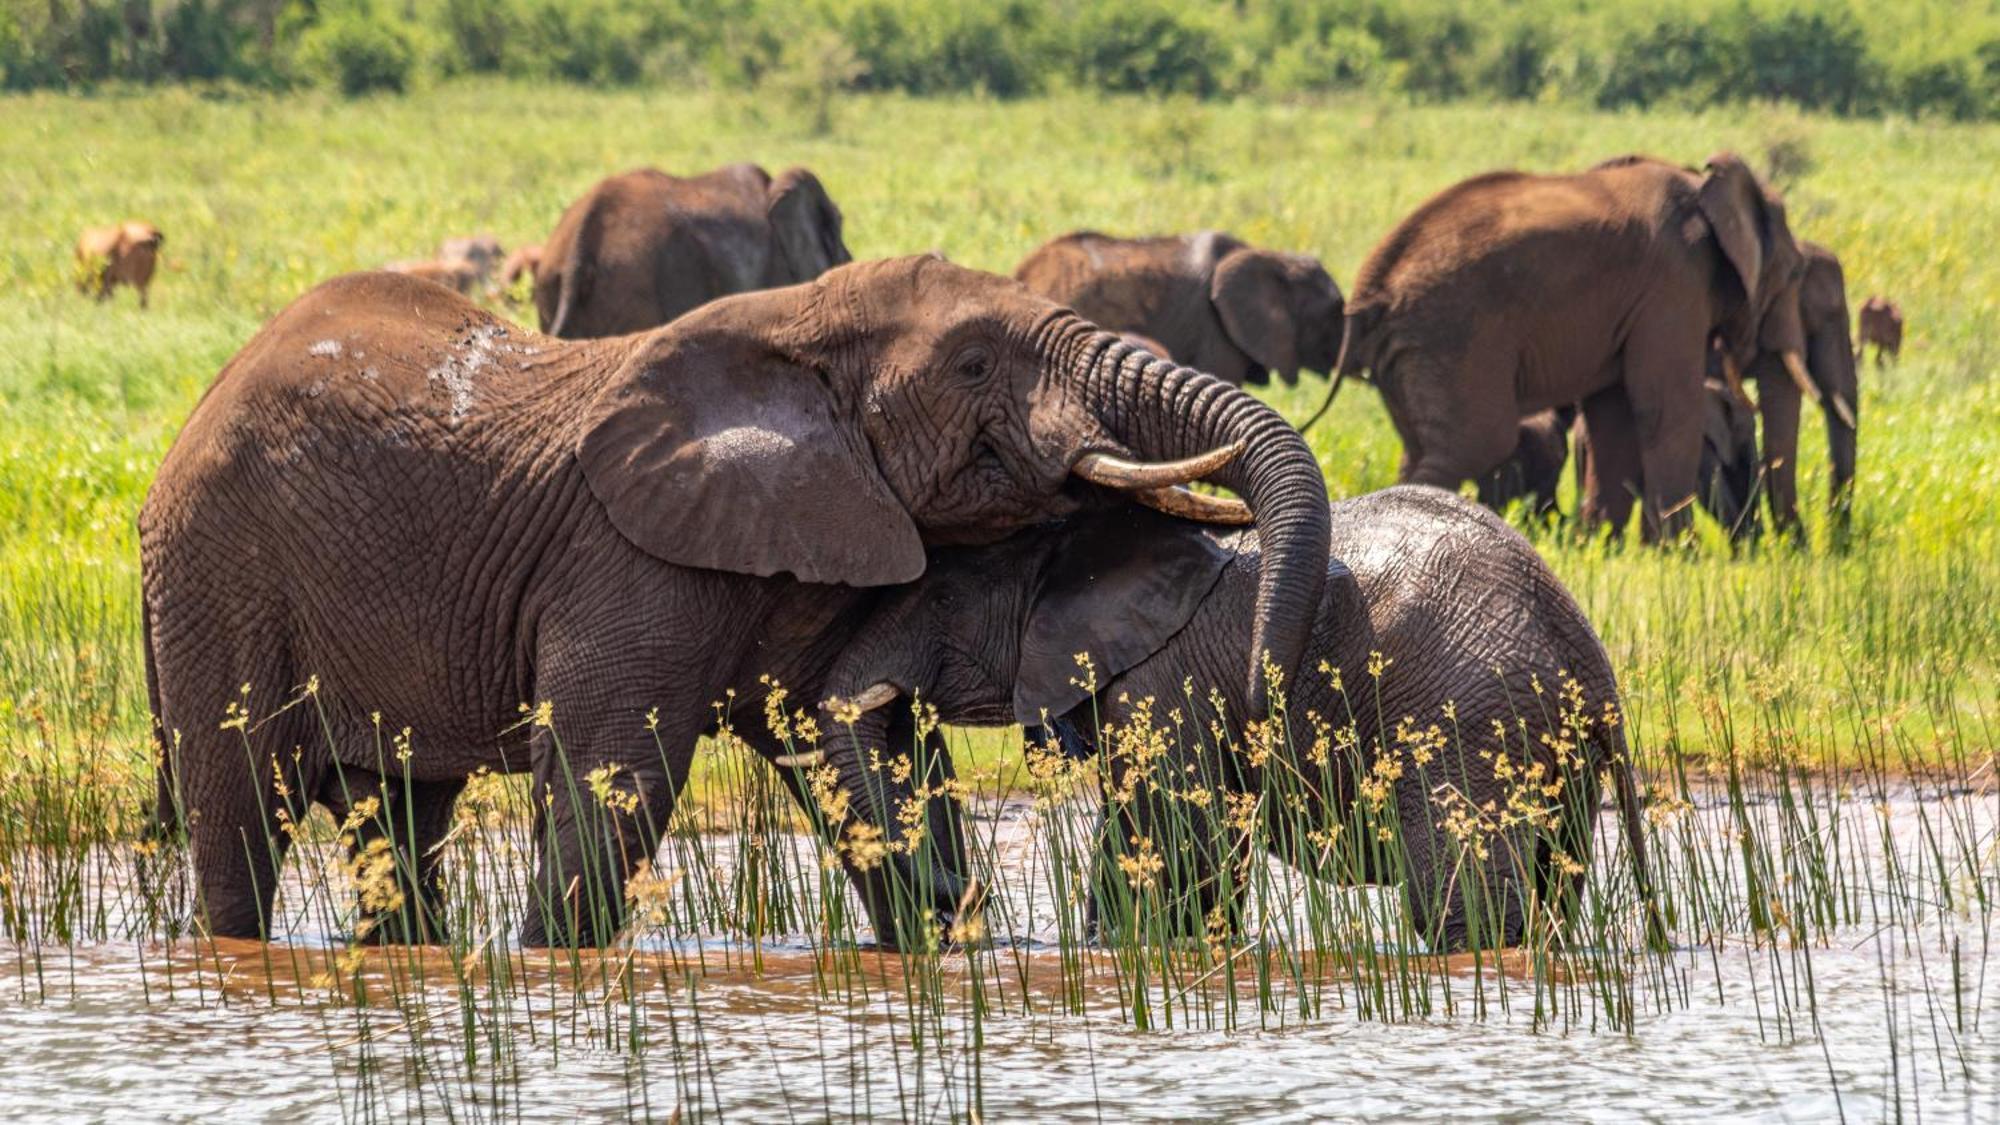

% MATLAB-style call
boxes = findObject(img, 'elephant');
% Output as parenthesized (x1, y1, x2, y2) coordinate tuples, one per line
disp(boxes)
(139, 255, 1332, 948)
(815, 490, 1654, 950)
(75, 220, 163, 307)
(1014, 231, 1345, 388)
(1857, 295, 1903, 368)
(384, 257, 481, 294)
(1477, 406, 1576, 519)
(1326, 153, 1808, 541)
(1575, 375, 1761, 539)
(533, 163, 851, 338)
(438, 234, 506, 285)
(498, 243, 542, 301)
(1581, 241, 1859, 538)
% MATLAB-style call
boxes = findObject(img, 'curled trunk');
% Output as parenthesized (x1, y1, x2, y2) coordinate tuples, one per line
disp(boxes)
(1063, 327, 1331, 717)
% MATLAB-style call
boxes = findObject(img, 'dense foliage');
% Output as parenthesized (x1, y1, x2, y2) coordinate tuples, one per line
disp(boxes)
(4, 0, 1999, 118)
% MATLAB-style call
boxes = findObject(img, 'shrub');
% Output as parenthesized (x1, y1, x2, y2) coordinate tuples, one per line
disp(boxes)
(1889, 55, 1983, 120)
(1734, 9, 1873, 115)
(1596, 14, 1729, 110)
(1067, 1, 1219, 97)
(1264, 27, 1387, 95)
(298, 11, 418, 95)
(441, 0, 511, 74)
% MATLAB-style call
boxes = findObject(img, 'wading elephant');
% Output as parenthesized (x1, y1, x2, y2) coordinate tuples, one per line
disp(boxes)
(534, 163, 851, 338)
(1015, 231, 1345, 387)
(75, 220, 163, 307)
(816, 490, 1652, 949)
(1857, 295, 1902, 367)
(1329, 153, 1806, 541)
(140, 256, 1332, 948)
(1582, 241, 1858, 538)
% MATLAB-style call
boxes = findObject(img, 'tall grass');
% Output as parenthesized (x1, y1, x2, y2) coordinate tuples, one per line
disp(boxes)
(0, 83, 1996, 1117)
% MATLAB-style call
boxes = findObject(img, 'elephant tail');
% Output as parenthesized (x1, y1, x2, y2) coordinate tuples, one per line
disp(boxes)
(544, 193, 605, 338)
(141, 597, 183, 842)
(1298, 304, 1383, 435)
(1601, 713, 1667, 952)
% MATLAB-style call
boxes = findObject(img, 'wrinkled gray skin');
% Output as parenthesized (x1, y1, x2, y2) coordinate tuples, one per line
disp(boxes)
(820, 489, 1651, 949)
(1015, 231, 1345, 387)
(140, 257, 1331, 948)
(535, 163, 851, 338)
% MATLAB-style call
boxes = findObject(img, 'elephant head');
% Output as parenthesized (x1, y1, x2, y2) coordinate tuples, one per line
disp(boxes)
(1199, 234, 1346, 386)
(575, 255, 1330, 714)
(766, 166, 852, 284)
(1698, 153, 1807, 374)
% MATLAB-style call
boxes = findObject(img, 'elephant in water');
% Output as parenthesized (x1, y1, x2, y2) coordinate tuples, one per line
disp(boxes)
(1327, 153, 1808, 541)
(1015, 230, 1345, 388)
(814, 490, 1654, 949)
(534, 163, 850, 338)
(140, 256, 1332, 947)
(75, 220, 164, 307)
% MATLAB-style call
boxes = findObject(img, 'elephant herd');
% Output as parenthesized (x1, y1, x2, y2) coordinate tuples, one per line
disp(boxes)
(139, 149, 1893, 951)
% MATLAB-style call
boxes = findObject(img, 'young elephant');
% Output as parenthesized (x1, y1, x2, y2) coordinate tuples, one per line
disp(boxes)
(534, 163, 850, 338)
(75, 220, 164, 307)
(1015, 230, 1345, 387)
(819, 490, 1652, 949)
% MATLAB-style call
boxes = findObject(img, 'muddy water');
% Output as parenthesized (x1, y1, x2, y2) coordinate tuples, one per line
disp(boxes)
(4, 789, 1996, 1122)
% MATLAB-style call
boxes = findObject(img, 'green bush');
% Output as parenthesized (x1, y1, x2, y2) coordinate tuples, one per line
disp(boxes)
(1067, 1, 1219, 97)
(298, 10, 418, 95)
(1264, 27, 1386, 95)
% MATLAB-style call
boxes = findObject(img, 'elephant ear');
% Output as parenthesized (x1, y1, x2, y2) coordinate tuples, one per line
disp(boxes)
(768, 167, 851, 282)
(1696, 153, 1767, 308)
(1013, 507, 1236, 726)
(1211, 247, 1302, 383)
(575, 322, 924, 587)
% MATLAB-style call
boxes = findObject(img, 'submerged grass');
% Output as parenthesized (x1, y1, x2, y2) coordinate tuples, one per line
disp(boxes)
(0, 82, 1996, 1118)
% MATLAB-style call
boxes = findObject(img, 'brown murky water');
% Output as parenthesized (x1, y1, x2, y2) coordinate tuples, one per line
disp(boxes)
(4, 787, 1996, 1121)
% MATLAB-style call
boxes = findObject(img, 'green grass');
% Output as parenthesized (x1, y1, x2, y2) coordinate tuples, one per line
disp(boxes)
(0, 80, 1995, 828)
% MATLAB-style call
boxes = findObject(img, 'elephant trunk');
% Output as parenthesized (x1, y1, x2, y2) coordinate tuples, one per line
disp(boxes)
(1064, 325, 1331, 718)
(1807, 323, 1860, 528)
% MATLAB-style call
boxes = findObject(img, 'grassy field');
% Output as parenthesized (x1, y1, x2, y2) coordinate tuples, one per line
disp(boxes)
(0, 80, 1995, 840)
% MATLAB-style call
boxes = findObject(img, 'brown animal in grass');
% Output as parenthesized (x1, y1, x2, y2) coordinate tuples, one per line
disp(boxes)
(1857, 296, 1902, 367)
(75, 221, 164, 308)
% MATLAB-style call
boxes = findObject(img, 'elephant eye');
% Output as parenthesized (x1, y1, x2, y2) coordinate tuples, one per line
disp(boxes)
(953, 346, 995, 383)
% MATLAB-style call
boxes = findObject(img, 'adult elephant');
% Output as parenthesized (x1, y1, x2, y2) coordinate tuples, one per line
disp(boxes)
(1329, 153, 1806, 540)
(1582, 242, 1859, 539)
(139, 257, 1331, 948)
(1015, 231, 1345, 388)
(534, 163, 851, 338)
(815, 492, 1655, 949)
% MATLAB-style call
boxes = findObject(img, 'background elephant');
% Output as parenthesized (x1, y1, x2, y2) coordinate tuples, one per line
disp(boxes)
(1477, 406, 1576, 518)
(1575, 376, 1760, 539)
(534, 163, 851, 338)
(140, 257, 1331, 948)
(1014, 230, 1345, 387)
(1582, 241, 1858, 538)
(1332, 153, 1806, 541)
(1858, 295, 1903, 367)
(74, 220, 163, 307)
(498, 243, 542, 301)
(818, 490, 1651, 949)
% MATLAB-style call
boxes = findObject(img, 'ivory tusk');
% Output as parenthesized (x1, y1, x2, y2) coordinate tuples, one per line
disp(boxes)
(1134, 485, 1254, 525)
(1782, 351, 1823, 407)
(772, 749, 825, 769)
(1829, 392, 1857, 431)
(1719, 352, 1756, 412)
(1072, 440, 1246, 491)
(820, 682, 898, 716)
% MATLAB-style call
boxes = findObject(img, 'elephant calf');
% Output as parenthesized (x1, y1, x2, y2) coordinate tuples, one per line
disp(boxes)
(75, 220, 163, 307)
(817, 489, 1653, 949)
(1857, 295, 1902, 367)
(1015, 230, 1344, 388)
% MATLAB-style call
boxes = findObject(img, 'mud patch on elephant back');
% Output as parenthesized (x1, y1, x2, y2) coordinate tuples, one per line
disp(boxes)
(425, 322, 510, 422)
(308, 339, 343, 358)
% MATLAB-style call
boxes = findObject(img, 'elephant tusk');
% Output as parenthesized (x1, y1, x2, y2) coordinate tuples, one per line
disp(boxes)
(1782, 351, 1823, 408)
(771, 749, 825, 769)
(820, 682, 899, 716)
(1134, 485, 1254, 525)
(955, 878, 987, 924)
(1829, 392, 1858, 431)
(1719, 352, 1756, 412)
(1072, 440, 1246, 491)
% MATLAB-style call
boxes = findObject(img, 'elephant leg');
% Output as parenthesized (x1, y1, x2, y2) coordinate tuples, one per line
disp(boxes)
(319, 767, 465, 944)
(1089, 738, 1245, 945)
(1577, 388, 1641, 537)
(1381, 350, 1521, 491)
(1621, 338, 1708, 543)
(1757, 376, 1804, 541)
